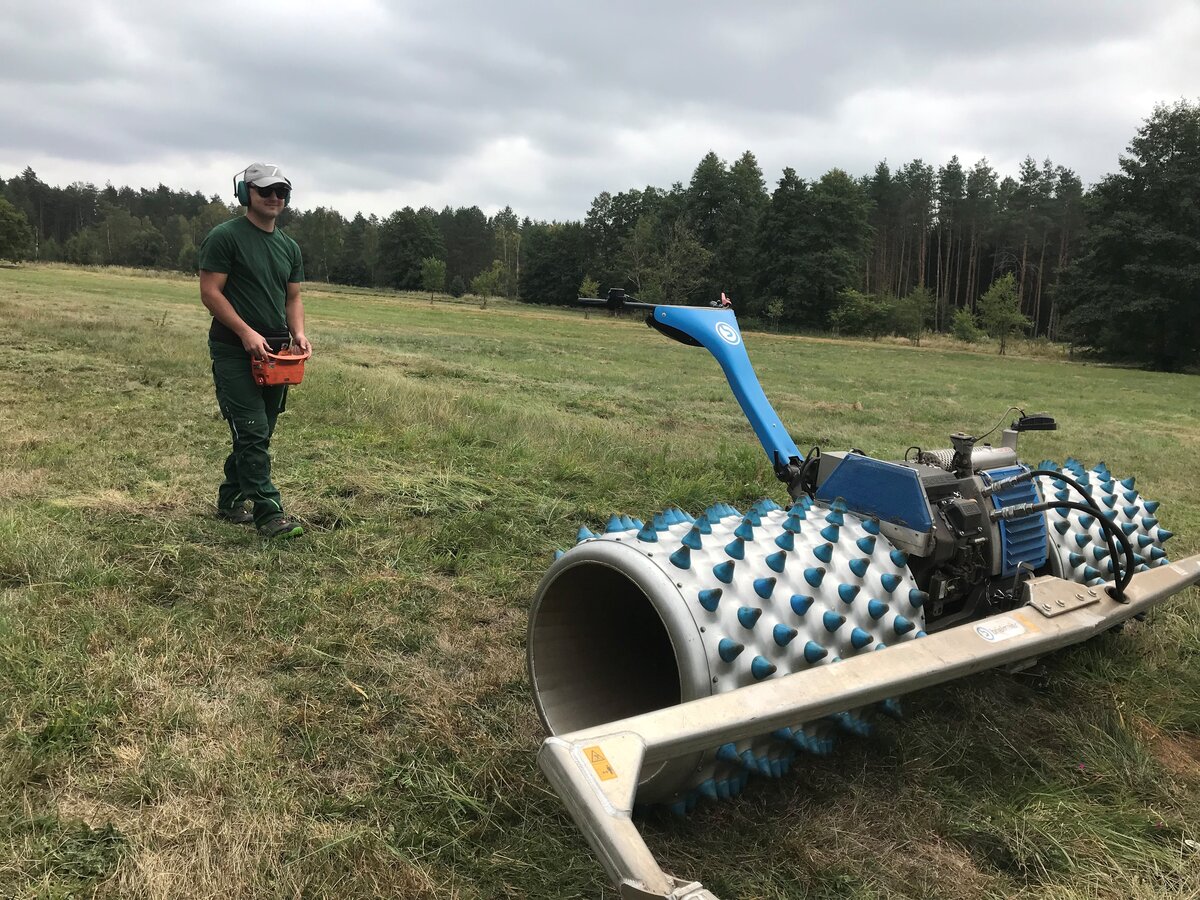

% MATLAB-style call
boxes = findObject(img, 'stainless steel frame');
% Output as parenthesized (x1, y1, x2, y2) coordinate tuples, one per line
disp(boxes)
(537, 555, 1200, 900)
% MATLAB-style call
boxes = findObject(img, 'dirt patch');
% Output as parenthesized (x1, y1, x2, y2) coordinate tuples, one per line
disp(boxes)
(1135, 719, 1200, 780)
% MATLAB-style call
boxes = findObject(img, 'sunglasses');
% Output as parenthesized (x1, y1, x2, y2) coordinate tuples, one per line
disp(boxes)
(254, 184, 291, 200)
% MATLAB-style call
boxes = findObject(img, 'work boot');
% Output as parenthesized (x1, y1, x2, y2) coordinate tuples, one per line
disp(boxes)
(258, 516, 304, 540)
(217, 503, 254, 525)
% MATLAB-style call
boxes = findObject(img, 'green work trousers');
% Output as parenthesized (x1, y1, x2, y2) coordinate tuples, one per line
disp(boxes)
(210, 340, 289, 526)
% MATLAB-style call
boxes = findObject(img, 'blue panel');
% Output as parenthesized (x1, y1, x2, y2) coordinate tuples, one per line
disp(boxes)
(650, 306, 801, 467)
(814, 454, 933, 532)
(983, 465, 1049, 577)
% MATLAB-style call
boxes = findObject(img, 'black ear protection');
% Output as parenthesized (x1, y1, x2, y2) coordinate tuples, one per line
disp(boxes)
(233, 166, 291, 207)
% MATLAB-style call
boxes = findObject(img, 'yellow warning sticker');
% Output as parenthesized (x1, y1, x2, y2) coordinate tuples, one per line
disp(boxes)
(583, 745, 618, 781)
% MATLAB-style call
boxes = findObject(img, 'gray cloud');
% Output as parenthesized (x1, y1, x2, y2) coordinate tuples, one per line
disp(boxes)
(1, 0, 1197, 219)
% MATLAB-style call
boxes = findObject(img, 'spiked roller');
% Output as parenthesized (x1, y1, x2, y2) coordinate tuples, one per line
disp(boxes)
(531, 301, 1198, 900)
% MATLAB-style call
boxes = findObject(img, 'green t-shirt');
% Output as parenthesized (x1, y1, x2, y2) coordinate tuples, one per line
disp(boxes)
(198, 216, 304, 331)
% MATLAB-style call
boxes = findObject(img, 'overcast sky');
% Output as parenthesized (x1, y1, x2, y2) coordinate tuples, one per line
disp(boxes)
(3, 1, 1198, 221)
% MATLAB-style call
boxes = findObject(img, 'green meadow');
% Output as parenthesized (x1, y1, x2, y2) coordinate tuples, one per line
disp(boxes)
(1, 264, 1198, 899)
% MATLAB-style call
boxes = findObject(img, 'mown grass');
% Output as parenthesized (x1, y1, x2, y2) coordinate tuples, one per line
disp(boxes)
(0, 263, 1197, 900)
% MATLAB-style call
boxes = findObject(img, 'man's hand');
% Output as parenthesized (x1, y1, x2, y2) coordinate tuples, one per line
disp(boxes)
(292, 332, 313, 354)
(241, 330, 272, 360)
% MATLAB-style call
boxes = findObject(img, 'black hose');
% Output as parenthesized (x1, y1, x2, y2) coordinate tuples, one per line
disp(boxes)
(1025, 469, 1137, 598)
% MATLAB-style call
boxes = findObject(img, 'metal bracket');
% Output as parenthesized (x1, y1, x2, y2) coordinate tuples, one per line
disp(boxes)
(1026, 582, 1102, 617)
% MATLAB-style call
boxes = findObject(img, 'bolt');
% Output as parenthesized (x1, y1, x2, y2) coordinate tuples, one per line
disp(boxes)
(1075, 592, 1086, 601)
(1056, 599, 1065, 607)
(1041, 603, 1052, 612)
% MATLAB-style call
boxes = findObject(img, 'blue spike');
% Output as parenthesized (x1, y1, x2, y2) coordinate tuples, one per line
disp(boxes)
(889, 549, 908, 568)
(553, 549, 565, 560)
(813, 543, 834, 564)
(1121, 522, 1137, 534)
(745, 509, 763, 526)
(783, 515, 804, 534)
(880, 573, 902, 593)
(838, 583, 860, 604)
(1150, 546, 1168, 561)
(830, 497, 848, 513)
(868, 599, 889, 619)
(790, 594, 814, 616)
(1103, 509, 1117, 521)
(1132, 554, 1145, 566)
(1142, 516, 1159, 530)
(1123, 505, 1139, 519)
(775, 531, 796, 551)
(1101, 494, 1117, 509)
(908, 589, 927, 608)
(1068, 552, 1085, 569)
(825, 510, 845, 527)
(669, 546, 691, 569)
(718, 639, 744, 663)
(576, 525, 596, 542)
(631, 518, 645, 531)
(850, 627, 872, 649)
(713, 561, 735, 584)
(804, 566, 825, 587)
(1158, 528, 1174, 542)
(915, 629, 928, 638)
(823, 611, 845, 632)
(652, 513, 668, 531)
(849, 557, 870, 578)
(894, 615, 916, 635)
(1092, 546, 1109, 561)
(803, 641, 828, 663)
(727, 504, 742, 518)
(694, 516, 712, 535)
(820, 524, 841, 543)
(880, 698, 903, 719)
(1121, 476, 1135, 489)
(738, 607, 762, 628)
(856, 535, 877, 554)
(773, 624, 798, 646)
(1137, 534, 1154, 548)
(619, 514, 636, 530)
(1074, 532, 1091, 548)
(698, 588, 722, 612)
(1055, 489, 1070, 502)
(765, 552, 787, 574)
(1122, 490, 1138, 503)
(682, 527, 703, 550)
(605, 515, 624, 533)
(1144, 500, 1160, 514)
(636, 525, 658, 543)
(716, 742, 740, 763)
(1083, 565, 1102, 581)
(1135, 564, 1150, 573)
(754, 576, 778, 598)
(698, 778, 718, 801)
(1078, 514, 1095, 529)
(734, 519, 755, 541)
(1054, 520, 1071, 534)
(724, 537, 745, 559)
(751, 656, 776, 680)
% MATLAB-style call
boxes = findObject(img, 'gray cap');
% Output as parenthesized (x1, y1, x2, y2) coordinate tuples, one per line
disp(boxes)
(243, 162, 290, 187)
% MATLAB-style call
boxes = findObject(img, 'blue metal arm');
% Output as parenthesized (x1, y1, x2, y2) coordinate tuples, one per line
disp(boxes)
(649, 305, 801, 472)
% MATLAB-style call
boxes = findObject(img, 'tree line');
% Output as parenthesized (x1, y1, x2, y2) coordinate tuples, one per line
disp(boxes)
(1, 100, 1196, 370)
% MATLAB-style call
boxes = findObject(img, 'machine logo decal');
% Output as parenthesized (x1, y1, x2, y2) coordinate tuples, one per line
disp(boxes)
(974, 617, 1026, 642)
(715, 322, 740, 346)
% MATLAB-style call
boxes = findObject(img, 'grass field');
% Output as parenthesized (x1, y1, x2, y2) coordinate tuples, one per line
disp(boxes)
(1, 263, 1198, 900)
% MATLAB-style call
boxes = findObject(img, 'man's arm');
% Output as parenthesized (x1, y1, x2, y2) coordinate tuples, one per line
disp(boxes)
(200, 270, 272, 359)
(285, 282, 311, 353)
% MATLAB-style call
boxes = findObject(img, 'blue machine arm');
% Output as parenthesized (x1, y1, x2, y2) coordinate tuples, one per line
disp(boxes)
(649, 305, 802, 477)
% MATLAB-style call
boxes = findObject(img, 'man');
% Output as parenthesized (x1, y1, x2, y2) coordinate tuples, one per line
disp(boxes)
(199, 163, 311, 539)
